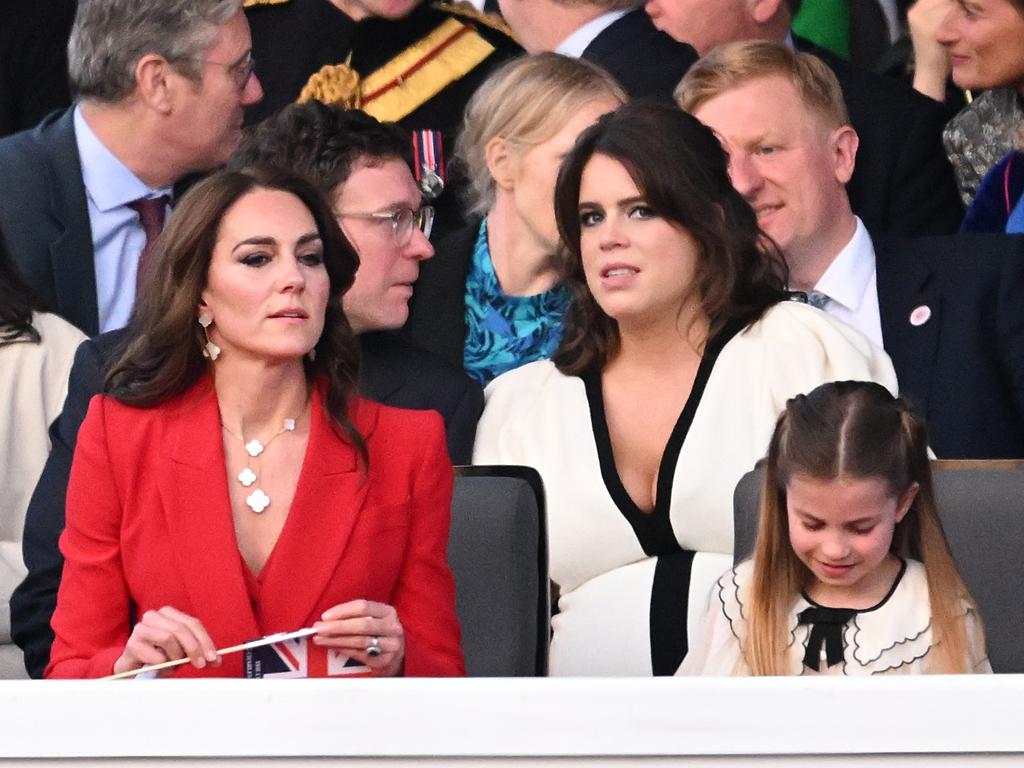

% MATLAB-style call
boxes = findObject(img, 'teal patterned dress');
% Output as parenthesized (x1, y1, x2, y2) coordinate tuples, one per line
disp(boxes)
(462, 219, 570, 385)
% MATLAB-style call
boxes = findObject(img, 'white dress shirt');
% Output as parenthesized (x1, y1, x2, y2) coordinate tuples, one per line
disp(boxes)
(813, 216, 884, 349)
(74, 107, 172, 333)
(554, 9, 628, 58)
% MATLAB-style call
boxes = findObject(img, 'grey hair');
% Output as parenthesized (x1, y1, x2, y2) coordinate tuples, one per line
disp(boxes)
(69, 0, 243, 102)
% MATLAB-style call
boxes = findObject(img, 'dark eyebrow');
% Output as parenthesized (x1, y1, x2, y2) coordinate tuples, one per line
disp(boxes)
(231, 232, 321, 254)
(231, 236, 274, 254)
(578, 195, 647, 209)
(617, 195, 647, 207)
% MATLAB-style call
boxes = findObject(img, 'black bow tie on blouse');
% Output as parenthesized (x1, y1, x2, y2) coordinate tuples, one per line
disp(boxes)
(797, 606, 858, 671)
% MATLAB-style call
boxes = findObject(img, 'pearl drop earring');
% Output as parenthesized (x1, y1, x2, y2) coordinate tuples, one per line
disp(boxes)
(198, 313, 221, 361)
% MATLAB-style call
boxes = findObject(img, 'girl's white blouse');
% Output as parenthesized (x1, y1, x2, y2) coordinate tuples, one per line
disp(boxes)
(679, 559, 991, 675)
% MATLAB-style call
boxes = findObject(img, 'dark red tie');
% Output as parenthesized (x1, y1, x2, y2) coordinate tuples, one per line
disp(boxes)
(128, 196, 170, 289)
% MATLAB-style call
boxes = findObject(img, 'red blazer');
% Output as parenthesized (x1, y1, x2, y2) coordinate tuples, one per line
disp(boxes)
(46, 377, 464, 678)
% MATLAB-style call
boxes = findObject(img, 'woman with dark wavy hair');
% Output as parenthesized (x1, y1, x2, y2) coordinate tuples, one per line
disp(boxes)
(47, 168, 463, 679)
(0, 231, 85, 677)
(474, 101, 896, 676)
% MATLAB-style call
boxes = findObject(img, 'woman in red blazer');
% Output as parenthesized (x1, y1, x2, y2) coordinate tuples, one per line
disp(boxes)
(46, 168, 464, 679)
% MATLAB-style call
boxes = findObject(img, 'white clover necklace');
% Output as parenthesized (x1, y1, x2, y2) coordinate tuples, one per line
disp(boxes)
(222, 418, 296, 513)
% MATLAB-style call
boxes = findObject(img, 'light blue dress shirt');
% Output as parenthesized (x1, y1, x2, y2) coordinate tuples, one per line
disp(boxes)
(74, 107, 172, 333)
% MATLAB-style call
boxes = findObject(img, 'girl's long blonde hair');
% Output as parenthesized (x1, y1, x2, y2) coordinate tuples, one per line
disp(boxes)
(747, 381, 983, 675)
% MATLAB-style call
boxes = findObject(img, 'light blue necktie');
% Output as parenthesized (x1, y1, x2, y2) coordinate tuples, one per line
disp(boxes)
(806, 290, 832, 310)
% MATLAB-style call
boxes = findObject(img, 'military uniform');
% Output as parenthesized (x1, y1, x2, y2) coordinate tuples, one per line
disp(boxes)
(244, 0, 521, 234)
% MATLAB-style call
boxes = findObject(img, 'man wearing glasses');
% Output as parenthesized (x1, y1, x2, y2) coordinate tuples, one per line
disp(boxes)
(11, 103, 482, 678)
(0, 0, 264, 337)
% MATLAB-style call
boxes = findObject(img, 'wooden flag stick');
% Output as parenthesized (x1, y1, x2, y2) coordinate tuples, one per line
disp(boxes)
(100, 626, 319, 680)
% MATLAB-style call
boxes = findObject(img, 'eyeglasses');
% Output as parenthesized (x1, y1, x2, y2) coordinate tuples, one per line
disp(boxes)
(179, 52, 256, 91)
(338, 206, 435, 246)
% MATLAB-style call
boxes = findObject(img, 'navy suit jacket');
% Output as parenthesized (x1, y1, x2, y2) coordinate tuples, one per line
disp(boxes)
(581, 9, 697, 102)
(0, 108, 98, 335)
(874, 233, 1024, 459)
(11, 329, 482, 677)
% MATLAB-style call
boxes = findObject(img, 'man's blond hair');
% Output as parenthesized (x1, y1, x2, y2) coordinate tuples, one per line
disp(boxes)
(675, 40, 849, 130)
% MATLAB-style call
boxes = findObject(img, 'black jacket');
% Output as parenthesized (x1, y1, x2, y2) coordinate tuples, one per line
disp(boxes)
(403, 218, 480, 368)
(874, 232, 1024, 459)
(580, 9, 698, 102)
(0, 109, 97, 334)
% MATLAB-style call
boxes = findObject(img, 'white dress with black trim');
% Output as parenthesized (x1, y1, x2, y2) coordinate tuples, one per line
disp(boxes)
(678, 559, 992, 676)
(474, 302, 898, 676)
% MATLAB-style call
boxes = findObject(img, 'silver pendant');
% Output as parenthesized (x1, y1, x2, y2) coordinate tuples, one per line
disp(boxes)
(246, 488, 271, 513)
(283, 418, 296, 431)
(245, 439, 264, 457)
(238, 467, 257, 487)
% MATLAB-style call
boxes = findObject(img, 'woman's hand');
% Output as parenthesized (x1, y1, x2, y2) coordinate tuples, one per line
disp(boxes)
(908, 0, 954, 102)
(113, 606, 221, 676)
(313, 599, 405, 677)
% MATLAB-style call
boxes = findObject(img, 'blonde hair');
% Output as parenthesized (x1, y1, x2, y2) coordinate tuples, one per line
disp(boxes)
(455, 52, 626, 215)
(746, 381, 983, 675)
(675, 40, 849, 130)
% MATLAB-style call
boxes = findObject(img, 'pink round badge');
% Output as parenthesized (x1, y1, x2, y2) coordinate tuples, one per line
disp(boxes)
(909, 305, 931, 327)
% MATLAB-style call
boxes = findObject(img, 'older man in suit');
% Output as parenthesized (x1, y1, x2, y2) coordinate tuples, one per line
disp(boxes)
(11, 103, 483, 678)
(679, 40, 1024, 460)
(0, 0, 263, 336)
(654, 0, 964, 237)
(496, 0, 697, 101)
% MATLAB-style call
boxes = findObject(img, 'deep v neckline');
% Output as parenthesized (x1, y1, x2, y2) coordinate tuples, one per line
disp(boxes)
(582, 319, 746, 556)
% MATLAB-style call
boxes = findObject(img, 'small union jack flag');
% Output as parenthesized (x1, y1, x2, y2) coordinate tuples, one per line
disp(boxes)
(244, 636, 369, 678)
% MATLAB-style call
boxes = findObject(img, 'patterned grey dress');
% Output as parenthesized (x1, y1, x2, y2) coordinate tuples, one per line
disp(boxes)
(943, 88, 1024, 206)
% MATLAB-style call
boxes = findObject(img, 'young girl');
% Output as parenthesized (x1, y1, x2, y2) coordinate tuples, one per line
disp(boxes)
(679, 381, 991, 676)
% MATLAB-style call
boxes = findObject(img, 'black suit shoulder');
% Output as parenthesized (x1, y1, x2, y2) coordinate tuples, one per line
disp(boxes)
(875, 232, 1024, 294)
(582, 9, 697, 102)
(0, 109, 94, 329)
(0, 108, 77, 186)
(794, 36, 962, 237)
(359, 331, 482, 464)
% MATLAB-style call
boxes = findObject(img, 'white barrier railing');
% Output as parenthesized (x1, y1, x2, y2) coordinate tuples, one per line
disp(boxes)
(1, 676, 1021, 764)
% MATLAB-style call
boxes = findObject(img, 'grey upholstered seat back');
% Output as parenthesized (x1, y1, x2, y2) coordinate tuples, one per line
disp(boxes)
(732, 462, 1024, 673)
(448, 465, 549, 676)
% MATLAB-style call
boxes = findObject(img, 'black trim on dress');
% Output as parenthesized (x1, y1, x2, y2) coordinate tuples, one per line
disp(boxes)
(580, 317, 747, 675)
